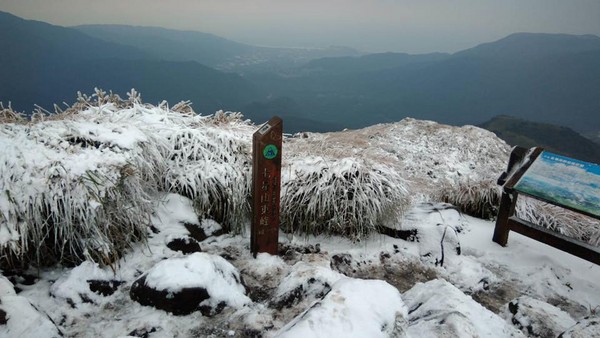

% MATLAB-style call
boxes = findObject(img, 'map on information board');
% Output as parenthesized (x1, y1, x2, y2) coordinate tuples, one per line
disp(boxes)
(514, 151, 600, 218)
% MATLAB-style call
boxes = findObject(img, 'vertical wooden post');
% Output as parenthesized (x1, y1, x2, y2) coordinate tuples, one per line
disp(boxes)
(251, 117, 283, 257)
(492, 192, 517, 246)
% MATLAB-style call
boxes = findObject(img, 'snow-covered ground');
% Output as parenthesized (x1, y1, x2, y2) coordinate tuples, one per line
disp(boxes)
(1, 96, 599, 337)
(2, 194, 599, 337)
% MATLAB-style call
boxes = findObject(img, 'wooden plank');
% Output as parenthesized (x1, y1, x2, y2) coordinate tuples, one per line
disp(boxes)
(251, 117, 283, 257)
(508, 216, 600, 265)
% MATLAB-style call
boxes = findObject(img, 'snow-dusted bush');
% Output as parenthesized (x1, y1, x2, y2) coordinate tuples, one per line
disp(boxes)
(281, 156, 410, 239)
(163, 119, 251, 232)
(0, 105, 160, 267)
(0, 89, 254, 268)
(516, 197, 600, 246)
(438, 177, 502, 220)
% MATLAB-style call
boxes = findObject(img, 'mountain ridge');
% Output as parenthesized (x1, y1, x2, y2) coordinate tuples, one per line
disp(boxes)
(479, 115, 600, 164)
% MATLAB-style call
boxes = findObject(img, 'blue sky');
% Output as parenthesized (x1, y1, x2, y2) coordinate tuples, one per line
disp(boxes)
(1, 0, 600, 53)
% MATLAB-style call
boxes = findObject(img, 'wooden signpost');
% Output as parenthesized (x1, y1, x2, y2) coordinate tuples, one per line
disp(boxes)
(493, 146, 600, 265)
(251, 116, 283, 257)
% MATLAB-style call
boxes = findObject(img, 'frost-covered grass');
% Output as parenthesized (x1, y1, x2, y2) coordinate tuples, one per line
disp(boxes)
(516, 197, 600, 246)
(438, 177, 502, 220)
(2, 89, 598, 269)
(0, 89, 254, 269)
(281, 156, 409, 240)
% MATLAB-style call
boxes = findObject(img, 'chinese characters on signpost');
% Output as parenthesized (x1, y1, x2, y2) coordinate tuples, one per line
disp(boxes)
(251, 117, 282, 257)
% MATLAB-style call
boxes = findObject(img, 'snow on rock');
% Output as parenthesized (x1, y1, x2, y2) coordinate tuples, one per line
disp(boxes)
(271, 261, 343, 310)
(51, 260, 122, 307)
(275, 278, 408, 338)
(502, 296, 576, 337)
(403, 203, 464, 266)
(559, 316, 600, 338)
(403, 279, 525, 337)
(130, 252, 250, 316)
(0, 276, 61, 338)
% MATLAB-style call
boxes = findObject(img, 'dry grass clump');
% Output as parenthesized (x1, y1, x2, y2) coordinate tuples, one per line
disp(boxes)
(0, 103, 27, 124)
(281, 157, 410, 240)
(437, 177, 502, 220)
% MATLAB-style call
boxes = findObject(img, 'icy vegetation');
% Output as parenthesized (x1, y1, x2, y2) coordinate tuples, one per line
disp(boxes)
(1, 90, 599, 337)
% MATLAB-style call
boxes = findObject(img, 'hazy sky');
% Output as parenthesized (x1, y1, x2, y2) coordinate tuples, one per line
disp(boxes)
(1, 0, 600, 53)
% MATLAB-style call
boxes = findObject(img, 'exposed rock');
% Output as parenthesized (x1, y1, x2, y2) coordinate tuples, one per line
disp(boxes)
(330, 253, 354, 275)
(182, 219, 224, 242)
(182, 222, 208, 242)
(271, 262, 341, 312)
(130, 275, 212, 316)
(502, 296, 576, 337)
(87, 280, 125, 296)
(166, 236, 202, 254)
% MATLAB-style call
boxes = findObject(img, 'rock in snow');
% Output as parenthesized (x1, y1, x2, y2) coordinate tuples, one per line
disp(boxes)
(559, 316, 600, 338)
(502, 296, 577, 337)
(402, 279, 525, 337)
(130, 252, 250, 316)
(275, 278, 408, 338)
(0, 276, 61, 338)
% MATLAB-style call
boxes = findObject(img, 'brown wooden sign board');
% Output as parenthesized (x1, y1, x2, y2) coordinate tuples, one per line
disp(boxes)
(493, 146, 600, 265)
(251, 116, 283, 257)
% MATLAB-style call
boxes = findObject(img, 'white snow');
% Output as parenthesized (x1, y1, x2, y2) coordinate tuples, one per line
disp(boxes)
(0, 277, 61, 338)
(276, 278, 408, 338)
(1, 100, 599, 337)
(143, 252, 250, 308)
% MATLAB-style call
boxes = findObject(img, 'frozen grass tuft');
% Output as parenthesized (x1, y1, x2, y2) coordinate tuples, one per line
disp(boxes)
(0, 89, 254, 268)
(0, 102, 27, 124)
(163, 126, 251, 232)
(281, 156, 410, 240)
(437, 177, 502, 220)
(516, 197, 600, 246)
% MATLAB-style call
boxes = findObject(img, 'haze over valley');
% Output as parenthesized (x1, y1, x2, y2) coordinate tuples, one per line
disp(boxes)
(1, 3, 599, 161)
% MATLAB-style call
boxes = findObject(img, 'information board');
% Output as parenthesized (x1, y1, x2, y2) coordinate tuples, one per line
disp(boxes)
(514, 151, 600, 218)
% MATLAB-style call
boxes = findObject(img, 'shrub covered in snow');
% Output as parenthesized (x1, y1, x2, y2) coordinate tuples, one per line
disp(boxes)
(437, 177, 502, 220)
(163, 120, 251, 231)
(0, 89, 254, 269)
(280, 156, 410, 240)
(516, 197, 600, 246)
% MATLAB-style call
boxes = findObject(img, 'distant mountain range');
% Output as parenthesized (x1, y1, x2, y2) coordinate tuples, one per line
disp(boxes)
(479, 115, 600, 164)
(73, 24, 360, 73)
(1, 11, 600, 142)
(249, 32, 600, 133)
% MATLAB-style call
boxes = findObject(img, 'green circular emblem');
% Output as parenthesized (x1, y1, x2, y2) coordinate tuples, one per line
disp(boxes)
(263, 144, 278, 160)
